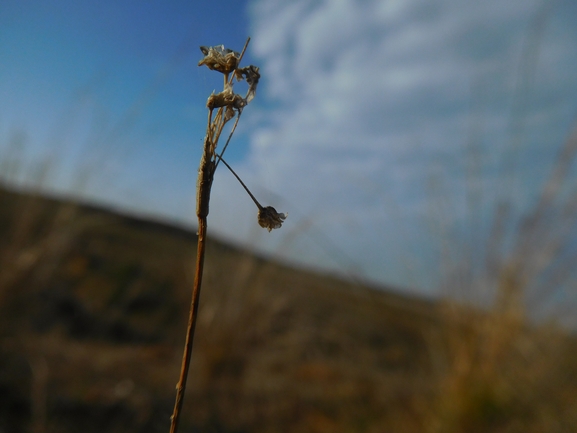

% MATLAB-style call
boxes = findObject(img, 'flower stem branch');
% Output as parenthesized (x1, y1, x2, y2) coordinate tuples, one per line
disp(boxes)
(217, 155, 287, 232)
(216, 155, 263, 210)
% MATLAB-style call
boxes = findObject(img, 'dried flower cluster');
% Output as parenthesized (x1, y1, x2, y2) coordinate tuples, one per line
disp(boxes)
(200, 45, 260, 122)
(198, 45, 239, 75)
(198, 43, 286, 231)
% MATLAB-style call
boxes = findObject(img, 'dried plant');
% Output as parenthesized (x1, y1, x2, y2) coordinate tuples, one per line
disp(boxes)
(169, 38, 286, 433)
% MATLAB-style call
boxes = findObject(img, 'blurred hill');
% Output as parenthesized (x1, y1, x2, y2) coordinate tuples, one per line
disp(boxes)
(0, 185, 576, 433)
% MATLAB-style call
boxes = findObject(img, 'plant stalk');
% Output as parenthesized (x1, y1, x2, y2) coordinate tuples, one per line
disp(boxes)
(169, 127, 214, 433)
(168, 37, 258, 432)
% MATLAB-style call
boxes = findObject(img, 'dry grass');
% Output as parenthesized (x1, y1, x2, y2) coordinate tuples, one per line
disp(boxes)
(417, 17, 577, 424)
(0, 184, 576, 433)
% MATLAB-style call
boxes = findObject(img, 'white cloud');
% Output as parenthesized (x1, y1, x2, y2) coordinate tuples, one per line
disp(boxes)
(209, 0, 577, 294)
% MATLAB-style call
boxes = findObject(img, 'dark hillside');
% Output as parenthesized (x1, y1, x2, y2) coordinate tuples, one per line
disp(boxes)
(0, 186, 575, 433)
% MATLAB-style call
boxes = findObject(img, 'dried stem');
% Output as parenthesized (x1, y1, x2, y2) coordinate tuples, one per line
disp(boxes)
(169, 129, 213, 433)
(214, 113, 242, 172)
(169, 37, 257, 433)
(169, 36, 283, 432)
(217, 155, 263, 210)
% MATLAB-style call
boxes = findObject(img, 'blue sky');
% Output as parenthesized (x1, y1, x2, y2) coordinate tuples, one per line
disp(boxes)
(2, 0, 577, 307)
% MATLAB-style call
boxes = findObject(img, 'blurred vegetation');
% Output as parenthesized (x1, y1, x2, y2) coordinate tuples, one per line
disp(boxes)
(1, 184, 576, 433)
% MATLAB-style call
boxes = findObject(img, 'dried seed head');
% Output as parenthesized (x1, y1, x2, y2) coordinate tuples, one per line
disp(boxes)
(235, 65, 261, 103)
(258, 206, 287, 232)
(206, 84, 246, 112)
(198, 45, 240, 75)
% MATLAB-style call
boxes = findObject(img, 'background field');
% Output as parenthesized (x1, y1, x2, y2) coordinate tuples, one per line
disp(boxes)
(1, 185, 576, 433)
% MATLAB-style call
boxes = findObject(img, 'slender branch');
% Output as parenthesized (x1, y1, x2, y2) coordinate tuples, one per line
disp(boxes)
(217, 155, 263, 210)
(228, 37, 251, 85)
(214, 112, 242, 171)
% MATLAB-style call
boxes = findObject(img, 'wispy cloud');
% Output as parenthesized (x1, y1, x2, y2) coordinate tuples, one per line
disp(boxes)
(211, 0, 577, 293)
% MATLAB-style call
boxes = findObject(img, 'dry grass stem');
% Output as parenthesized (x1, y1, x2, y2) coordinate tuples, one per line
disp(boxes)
(168, 37, 286, 433)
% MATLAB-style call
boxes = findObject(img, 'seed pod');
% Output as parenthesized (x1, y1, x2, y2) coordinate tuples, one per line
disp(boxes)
(258, 206, 287, 232)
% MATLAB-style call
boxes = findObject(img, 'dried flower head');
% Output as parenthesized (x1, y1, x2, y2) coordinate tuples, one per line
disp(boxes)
(235, 65, 261, 103)
(198, 45, 240, 75)
(198, 41, 287, 233)
(258, 206, 287, 232)
(206, 83, 247, 113)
